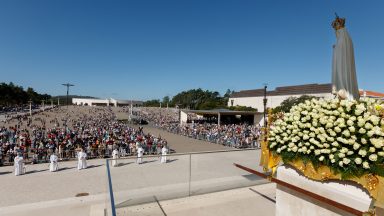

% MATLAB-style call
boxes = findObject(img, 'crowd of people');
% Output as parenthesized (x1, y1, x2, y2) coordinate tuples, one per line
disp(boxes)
(0, 106, 169, 170)
(136, 107, 262, 148)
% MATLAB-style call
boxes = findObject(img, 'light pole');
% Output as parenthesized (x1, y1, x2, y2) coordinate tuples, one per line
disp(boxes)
(62, 83, 74, 109)
(263, 84, 268, 127)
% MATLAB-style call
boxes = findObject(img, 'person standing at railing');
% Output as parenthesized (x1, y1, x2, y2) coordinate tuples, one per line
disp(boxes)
(112, 148, 119, 167)
(160, 145, 168, 163)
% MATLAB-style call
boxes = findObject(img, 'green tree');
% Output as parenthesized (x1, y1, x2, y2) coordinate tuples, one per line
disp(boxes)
(144, 99, 161, 107)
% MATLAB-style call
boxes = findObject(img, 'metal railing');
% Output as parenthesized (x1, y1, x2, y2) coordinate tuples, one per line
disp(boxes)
(104, 148, 265, 215)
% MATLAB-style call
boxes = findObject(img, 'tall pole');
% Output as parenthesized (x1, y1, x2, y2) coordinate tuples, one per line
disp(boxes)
(62, 83, 74, 109)
(28, 100, 32, 117)
(263, 84, 268, 127)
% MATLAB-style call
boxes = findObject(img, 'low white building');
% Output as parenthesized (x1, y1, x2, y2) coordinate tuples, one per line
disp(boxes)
(228, 83, 334, 112)
(72, 98, 143, 107)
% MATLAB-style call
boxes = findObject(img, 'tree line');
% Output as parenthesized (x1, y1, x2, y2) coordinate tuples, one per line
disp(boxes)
(0, 82, 51, 106)
(143, 88, 257, 111)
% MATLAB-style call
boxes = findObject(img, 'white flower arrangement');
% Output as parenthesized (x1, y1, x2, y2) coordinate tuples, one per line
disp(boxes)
(268, 98, 384, 178)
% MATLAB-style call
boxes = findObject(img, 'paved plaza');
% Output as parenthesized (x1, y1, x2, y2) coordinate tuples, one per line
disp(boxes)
(0, 111, 267, 216)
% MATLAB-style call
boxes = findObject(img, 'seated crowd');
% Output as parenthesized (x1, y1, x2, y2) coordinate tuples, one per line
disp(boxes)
(0, 106, 167, 166)
(136, 107, 262, 148)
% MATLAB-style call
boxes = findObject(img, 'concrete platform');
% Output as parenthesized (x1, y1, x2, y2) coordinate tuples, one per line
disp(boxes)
(116, 183, 276, 216)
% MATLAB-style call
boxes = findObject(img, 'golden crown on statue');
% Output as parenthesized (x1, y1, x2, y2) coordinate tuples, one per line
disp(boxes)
(332, 13, 346, 30)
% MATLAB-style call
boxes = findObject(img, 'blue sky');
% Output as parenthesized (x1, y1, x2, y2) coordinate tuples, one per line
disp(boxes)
(0, 0, 383, 100)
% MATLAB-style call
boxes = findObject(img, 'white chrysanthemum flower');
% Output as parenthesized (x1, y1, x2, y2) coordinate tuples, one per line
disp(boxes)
(343, 158, 351, 165)
(369, 154, 378, 161)
(331, 158, 336, 163)
(378, 152, 384, 157)
(361, 138, 367, 145)
(369, 147, 376, 153)
(363, 161, 370, 169)
(358, 149, 367, 157)
(338, 153, 345, 158)
(367, 131, 375, 137)
(348, 126, 355, 133)
(369, 115, 380, 126)
(339, 161, 344, 167)
(319, 156, 325, 161)
(354, 158, 362, 165)
(334, 127, 342, 133)
(347, 120, 354, 127)
(329, 154, 334, 159)
(365, 123, 373, 130)
(342, 130, 351, 137)
(370, 138, 384, 149)
(353, 143, 361, 150)
(359, 128, 366, 134)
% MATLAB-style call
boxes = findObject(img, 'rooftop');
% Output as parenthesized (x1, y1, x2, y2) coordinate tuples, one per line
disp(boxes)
(230, 83, 332, 98)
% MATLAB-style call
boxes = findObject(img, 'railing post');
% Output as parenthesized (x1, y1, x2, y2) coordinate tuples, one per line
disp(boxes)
(106, 159, 116, 216)
(188, 153, 192, 197)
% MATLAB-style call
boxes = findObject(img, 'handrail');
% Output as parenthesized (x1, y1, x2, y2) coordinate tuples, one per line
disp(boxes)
(234, 163, 364, 216)
(106, 148, 258, 161)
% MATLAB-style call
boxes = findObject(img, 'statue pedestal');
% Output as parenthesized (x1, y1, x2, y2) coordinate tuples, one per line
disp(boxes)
(276, 165, 372, 216)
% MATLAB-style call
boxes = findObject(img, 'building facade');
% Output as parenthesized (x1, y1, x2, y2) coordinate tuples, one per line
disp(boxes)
(72, 98, 143, 107)
(228, 83, 334, 112)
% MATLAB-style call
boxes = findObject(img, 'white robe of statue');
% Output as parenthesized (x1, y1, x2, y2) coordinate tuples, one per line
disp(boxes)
(14, 155, 25, 176)
(112, 149, 119, 167)
(161, 146, 168, 163)
(49, 154, 59, 172)
(332, 27, 359, 100)
(77, 151, 87, 170)
(137, 147, 144, 164)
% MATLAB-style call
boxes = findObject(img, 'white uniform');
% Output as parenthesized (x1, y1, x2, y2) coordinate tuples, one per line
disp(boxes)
(77, 151, 87, 170)
(161, 147, 168, 163)
(14, 155, 25, 176)
(49, 154, 59, 172)
(332, 27, 359, 100)
(137, 147, 144, 164)
(112, 149, 119, 167)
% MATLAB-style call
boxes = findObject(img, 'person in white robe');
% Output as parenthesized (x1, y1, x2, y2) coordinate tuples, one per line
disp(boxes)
(14, 153, 25, 176)
(112, 148, 119, 167)
(161, 145, 168, 163)
(77, 149, 87, 170)
(49, 153, 59, 172)
(331, 15, 359, 101)
(137, 145, 144, 164)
